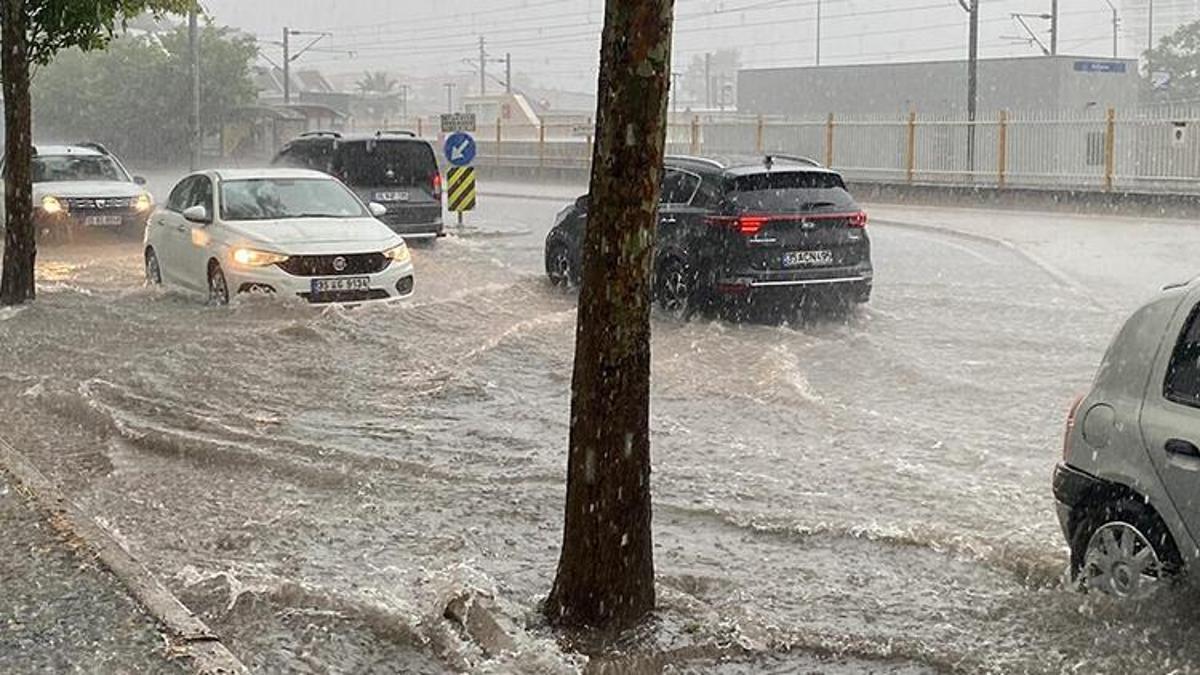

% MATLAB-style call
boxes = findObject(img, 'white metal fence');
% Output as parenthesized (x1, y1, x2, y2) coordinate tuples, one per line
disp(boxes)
(388, 106, 1200, 194)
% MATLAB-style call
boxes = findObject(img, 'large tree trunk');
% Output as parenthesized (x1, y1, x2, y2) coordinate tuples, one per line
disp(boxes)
(1, 0, 36, 306)
(545, 0, 675, 630)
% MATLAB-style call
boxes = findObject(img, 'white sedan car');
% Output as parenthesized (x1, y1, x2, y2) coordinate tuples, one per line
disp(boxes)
(145, 168, 415, 305)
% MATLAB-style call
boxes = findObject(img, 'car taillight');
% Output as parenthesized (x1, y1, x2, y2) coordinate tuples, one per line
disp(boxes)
(849, 211, 868, 228)
(1064, 394, 1085, 461)
(432, 172, 443, 199)
(704, 215, 769, 236)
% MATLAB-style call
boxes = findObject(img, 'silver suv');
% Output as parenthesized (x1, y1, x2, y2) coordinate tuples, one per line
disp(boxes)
(1055, 280, 1200, 599)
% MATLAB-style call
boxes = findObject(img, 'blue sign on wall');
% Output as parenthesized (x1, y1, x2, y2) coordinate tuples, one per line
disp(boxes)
(1074, 61, 1127, 74)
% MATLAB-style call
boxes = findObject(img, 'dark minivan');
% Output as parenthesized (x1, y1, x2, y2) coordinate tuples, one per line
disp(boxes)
(273, 131, 444, 239)
(544, 155, 873, 314)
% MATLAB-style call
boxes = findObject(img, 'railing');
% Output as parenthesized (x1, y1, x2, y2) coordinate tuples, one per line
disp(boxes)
(374, 107, 1200, 194)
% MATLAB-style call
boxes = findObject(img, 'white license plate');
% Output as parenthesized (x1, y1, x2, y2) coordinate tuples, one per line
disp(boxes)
(783, 250, 834, 268)
(84, 215, 124, 227)
(376, 191, 410, 202)
(311, 277, 371, 293)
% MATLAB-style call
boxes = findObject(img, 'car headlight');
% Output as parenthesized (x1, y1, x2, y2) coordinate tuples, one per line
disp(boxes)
(232, 248, 288, 267)
(383, 243, 411, 264)
(135, 193, 153, 213)
(41, 195, 64, 215)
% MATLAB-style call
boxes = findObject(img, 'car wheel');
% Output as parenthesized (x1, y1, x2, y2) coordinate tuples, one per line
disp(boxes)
(546, 243, 576, 287)
(656, 257, 699, 318)
(207, 262, 230, 306)
(144, 248, 162, 286)
(1073, 499, 1182, 599)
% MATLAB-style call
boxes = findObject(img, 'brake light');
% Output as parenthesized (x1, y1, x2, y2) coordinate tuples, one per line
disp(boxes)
(1064, 394, 1085, 461)
(849, 211, 868, 228)
(432, 172, 443, 199)
(704, 215, 769, 236)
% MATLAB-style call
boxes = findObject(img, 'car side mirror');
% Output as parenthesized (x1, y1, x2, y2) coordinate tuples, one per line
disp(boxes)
(183, 205, 211, 224)
(575, 195, 589, 212)
(368, 202, 387, 218)
(133, 175, 148, 186)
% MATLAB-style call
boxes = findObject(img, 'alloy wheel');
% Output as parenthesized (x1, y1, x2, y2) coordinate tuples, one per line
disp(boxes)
(1082, 521, 1165, 599)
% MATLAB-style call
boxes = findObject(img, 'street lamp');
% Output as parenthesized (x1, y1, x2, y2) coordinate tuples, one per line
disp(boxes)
(1101, 0, 1119, 59)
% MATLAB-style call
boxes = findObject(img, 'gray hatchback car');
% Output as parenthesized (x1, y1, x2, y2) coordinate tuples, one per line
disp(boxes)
(1055, 280, 1200, 598)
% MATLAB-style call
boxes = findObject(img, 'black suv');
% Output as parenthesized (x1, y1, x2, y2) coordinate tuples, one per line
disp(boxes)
(544, 155, 873, 313)
(273, 131, 444, 239)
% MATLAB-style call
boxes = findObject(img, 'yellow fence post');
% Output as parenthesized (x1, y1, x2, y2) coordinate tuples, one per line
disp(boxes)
(690, 115, 701, 155)
(1104, 107, 1116, 192)
(496, 119, 502, 147)
(997, 110, 1009, 189)
(825, 113, 835, 167)
(906, 112, 917, 184)
(756, 115, 765, 154)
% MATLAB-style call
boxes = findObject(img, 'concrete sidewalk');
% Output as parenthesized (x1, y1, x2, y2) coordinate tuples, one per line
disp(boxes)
(0, 469, 185, 674)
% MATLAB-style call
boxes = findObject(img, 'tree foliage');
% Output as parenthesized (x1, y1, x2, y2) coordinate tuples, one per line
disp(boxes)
(1144, 19, 1200, 102)
(32, 24, 258, 162)
(356, 71, 397, 94)
(24, 0, 194, 64)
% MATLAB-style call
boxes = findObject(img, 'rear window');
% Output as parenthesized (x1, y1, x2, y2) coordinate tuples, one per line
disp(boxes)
(726, 171, 854, 213)
(334, 140, 436, 187)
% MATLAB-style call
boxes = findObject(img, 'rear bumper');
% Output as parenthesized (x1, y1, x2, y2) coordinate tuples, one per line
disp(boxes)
(380, 217, 445, 239)
(717, 263, 873, 292)
(1052, 463, 1106, 541)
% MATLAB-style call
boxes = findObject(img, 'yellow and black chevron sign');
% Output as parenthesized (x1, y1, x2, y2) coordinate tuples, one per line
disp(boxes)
(447, 167, 477, 212)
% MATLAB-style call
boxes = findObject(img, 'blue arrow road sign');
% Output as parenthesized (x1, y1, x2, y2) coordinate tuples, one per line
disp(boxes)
(444, 132, 477, 167)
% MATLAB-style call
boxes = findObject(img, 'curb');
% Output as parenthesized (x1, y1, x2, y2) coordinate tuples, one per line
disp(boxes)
(0, 435, 247, 675)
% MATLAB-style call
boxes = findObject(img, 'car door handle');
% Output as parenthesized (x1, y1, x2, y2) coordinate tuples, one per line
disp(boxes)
(176, 225, 188, 233)
(1166, 439, 1200, 458)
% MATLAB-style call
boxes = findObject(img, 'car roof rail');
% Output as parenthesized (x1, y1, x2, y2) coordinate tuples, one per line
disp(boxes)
(764, 154, 823, 168)
(665, 155, 725, 170)
(76, 142, 112, 156)
(377, 129, 417, 138)
(300, 130, 343, 139)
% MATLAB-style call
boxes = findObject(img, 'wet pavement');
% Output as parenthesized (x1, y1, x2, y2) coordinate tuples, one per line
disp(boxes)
(1, 180, 1199, 673)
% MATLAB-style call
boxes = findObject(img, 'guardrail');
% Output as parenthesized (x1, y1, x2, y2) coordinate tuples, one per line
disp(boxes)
(385, 107, 1200, 195)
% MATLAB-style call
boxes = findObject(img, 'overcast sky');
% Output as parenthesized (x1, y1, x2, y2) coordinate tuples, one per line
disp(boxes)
(199, 0, 1187, 91)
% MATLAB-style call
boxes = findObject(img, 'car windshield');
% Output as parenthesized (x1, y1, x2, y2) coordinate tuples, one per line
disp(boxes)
(220, 178, 367, 221)
(32, 154, 128, 183)
(334, 140, 435, 187)
(726, 172, 855, 212)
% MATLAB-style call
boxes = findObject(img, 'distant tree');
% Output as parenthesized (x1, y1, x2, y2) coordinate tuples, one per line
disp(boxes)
(33, 24, 258, 162)
(544, 0, 675, 630)
(1144, 19, 1200, 102)
(2, 0, 192, 306)
(356, 71, 397, 94)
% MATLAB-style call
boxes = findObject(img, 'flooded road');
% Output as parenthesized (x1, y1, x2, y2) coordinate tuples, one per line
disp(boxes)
(1, 190, 1198, 673)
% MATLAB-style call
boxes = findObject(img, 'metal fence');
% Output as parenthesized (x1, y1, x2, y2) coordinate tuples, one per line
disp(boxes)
(388, 106, 1200, 194)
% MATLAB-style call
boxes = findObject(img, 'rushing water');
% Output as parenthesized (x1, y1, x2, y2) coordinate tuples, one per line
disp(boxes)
(1, 195, 1197, 674)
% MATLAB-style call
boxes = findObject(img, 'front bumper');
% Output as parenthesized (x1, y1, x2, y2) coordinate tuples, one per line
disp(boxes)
(36, 209, 150, 231)
(225, 258, 416, 305)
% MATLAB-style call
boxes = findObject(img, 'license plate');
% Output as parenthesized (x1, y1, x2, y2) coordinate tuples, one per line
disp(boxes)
(376, 191, 410, 202)
(783, 250, 834, 268)
(84, 215, 123, 227)
(311, 277, 371, 293)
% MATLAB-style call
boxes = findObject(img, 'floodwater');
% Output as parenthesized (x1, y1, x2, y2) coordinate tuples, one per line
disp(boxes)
(2, 190, 1199, 674)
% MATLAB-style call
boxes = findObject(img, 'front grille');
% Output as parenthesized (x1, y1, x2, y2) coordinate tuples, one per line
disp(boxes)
(278, 253, 390, 277)
(65, 197, 136, 211)
(299, 289, 391, 304)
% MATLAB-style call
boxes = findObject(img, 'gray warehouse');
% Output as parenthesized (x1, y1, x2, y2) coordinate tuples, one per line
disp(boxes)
(738, 55, 1141, 118)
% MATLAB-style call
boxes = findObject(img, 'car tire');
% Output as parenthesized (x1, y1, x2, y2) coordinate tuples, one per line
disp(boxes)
(1071, 497, 1183, 600)
(145, 247, 163, 286)
(656, 256, 699, 318)
(546, 242, 577, 288)
(207, 262, 230, 306)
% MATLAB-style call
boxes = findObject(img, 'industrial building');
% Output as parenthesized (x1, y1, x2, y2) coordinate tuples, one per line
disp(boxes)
(738, 55, 1141, 118)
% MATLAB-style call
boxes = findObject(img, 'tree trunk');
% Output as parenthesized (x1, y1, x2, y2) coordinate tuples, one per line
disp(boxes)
(1, 0, 36, 306)
(545, 0, 675, 630)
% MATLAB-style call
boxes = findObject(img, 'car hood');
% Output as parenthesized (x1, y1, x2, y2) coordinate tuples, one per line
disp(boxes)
(223, 217, 403, 254)
(33, 181, 142, 199)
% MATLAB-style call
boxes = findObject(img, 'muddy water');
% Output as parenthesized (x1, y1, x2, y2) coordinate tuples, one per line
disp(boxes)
(1, 197, 1197, 674)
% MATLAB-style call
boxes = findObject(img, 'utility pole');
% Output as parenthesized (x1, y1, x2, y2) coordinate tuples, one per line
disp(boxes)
(399, 84, 410, 120)
(671, 71, 683, 115)
(958, 0, 979, 175)
(444, 82, 456, 113)
(1050, 0, 1058, 55)
(1102, 0, 1119, 59)
(505, 53, 512, 94)
(815, 0, 822, 66)
(1147, 0, 1154, 74)
(479, 36, 487, 96)
(189, 9, 200, 171)
(282, 26, 291, 104)
(704, 52, 712, 108)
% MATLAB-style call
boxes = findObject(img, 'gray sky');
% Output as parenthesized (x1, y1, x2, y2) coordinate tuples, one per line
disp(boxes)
(199, 0, 1183, 91)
